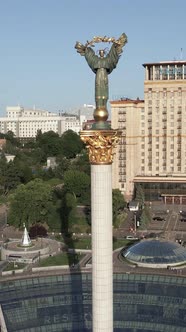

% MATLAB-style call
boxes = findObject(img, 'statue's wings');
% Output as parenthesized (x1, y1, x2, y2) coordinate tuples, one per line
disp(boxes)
(114, 33, 128, 56)
(75, 42, 86, 56)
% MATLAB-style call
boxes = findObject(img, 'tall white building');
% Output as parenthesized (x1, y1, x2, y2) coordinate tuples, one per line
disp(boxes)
(0, 106, 86, 139)
(111, 60, 186, 203)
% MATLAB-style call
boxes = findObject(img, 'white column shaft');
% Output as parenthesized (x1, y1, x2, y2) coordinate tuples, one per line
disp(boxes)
(91, 164, 113, 332)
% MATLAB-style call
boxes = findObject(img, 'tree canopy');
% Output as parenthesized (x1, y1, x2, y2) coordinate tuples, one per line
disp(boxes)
(112, 189, 126, 225)
(8, 179, 53, 228)
(61, 130, 84, 158)
(63, 170, 90, 204)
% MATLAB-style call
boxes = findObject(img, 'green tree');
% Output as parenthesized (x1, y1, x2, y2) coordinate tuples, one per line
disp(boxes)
(63, 170, 90, 204)
(0, 160, 25, 195)
(54, 156, 70, 179)
(70, 149, 90, 175)
(139, 205, 151, 229)
(8, 179, 53, 228)
(112, 189, 126, 226)
(61, 130, 84, 159)
(5, 130, 20, 146)
(36, 130, 62, 159)
(135, 184, 145, 208)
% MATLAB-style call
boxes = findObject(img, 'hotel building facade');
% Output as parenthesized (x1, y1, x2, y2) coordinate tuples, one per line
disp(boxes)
(111, 60, 186, 202)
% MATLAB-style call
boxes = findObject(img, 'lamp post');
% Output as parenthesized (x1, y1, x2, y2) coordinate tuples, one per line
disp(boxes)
(134, 212, 137, 234)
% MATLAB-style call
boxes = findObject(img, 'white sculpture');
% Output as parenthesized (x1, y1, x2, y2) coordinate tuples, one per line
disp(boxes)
(21, 223, 31, 247)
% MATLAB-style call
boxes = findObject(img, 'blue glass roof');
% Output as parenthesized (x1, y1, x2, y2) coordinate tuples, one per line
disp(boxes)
(123, 240, 186, 265)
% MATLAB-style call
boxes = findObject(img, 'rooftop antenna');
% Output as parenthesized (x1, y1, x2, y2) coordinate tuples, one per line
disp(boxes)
(180, 48, 183, 60)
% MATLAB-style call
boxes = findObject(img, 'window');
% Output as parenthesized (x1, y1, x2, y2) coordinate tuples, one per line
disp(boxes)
(156, 137, 159, 142)
(163, 88, 167, 96)
(156, 130, 159, 134)
(155, 66, 160, 80)
(178, 87, 182, 96)
(178, 106, 182, 113)
(156, 152, 159, 156)
(156, 159, 159, 164)
(177, 66, 182, 79)
(170, 130, 174, 134)
(169, 66, 175, 80)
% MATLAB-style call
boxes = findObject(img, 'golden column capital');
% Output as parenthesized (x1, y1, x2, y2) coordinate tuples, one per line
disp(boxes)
(80, 130, 122, 165)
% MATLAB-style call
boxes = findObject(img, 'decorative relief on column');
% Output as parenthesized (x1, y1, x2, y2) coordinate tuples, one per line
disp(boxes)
(80, 130, 121, 165)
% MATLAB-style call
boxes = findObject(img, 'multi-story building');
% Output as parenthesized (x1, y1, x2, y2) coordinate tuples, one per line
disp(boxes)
(0, 106, 86, 140)
(111, 60, 186, 202)
(111, 98, 144, 200)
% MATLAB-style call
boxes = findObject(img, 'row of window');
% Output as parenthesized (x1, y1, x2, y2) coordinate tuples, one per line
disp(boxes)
(142, 166, 182, 172)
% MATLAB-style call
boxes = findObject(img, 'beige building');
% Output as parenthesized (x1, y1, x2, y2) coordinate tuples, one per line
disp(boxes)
(0, 106, 86, 139)
(111, 99, 144, 200)
(111, 60, 186, 202)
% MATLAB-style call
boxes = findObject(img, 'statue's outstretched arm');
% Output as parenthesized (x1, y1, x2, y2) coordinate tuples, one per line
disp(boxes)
(114, 33, 128, 55)
(75, 41, 87, 56)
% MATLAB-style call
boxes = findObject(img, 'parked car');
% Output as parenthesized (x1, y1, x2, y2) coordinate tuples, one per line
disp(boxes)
(153, 216, 165, 221)
(180, 218, 186, 222)
(126, 235, 139, 240)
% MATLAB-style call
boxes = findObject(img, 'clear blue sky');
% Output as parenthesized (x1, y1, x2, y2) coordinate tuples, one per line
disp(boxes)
(0, 0, 186, 115)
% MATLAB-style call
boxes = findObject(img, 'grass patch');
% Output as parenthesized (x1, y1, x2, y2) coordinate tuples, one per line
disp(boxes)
(113, 239, 139, 250)
(4, 262, 26, 271)
(39, 252, 85, 267)
(45, 178, 62, 187)
(65, 237, 92, 250)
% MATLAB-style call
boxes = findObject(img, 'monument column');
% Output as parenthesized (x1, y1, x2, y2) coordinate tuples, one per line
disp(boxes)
(75, 32, 127, 331)
(91, 163, 113, 330)
(81, 130, 120, 331)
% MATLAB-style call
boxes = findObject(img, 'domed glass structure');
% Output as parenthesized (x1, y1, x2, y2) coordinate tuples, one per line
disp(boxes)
(123, 239, 186, 267)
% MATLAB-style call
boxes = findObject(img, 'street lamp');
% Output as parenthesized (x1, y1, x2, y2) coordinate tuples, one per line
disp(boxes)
(134, 212, 137, 234)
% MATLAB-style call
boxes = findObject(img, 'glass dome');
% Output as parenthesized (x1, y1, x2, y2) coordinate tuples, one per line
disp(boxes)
(123, 239, 186, 267)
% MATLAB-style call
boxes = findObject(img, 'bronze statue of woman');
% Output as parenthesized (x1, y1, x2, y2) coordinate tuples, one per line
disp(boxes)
(75, 33, 127, 127)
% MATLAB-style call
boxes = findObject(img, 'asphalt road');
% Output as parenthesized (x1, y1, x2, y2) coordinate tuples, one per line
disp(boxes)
(113, 202, 186, 243)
